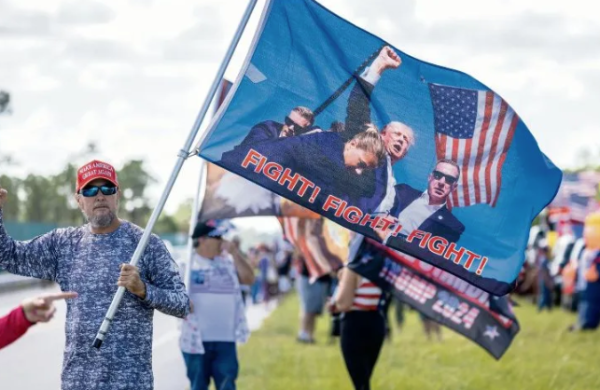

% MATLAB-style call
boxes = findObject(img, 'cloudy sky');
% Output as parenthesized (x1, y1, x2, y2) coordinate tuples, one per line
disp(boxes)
(1, 0, 598, 230)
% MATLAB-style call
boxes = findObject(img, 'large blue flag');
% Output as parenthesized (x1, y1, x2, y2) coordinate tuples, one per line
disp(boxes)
(198, 0, 562, 295)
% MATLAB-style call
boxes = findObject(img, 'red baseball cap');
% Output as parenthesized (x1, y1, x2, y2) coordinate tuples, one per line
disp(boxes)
(76, 160, 119, 192)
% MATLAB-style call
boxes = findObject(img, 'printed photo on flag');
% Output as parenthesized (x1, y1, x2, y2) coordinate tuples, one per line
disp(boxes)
(199, 78, 319, 221)
(348, 236, 520, 359)
(198, 0, 562, 295)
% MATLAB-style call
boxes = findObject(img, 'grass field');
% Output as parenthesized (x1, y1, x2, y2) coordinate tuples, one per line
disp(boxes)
(238, 294, 600, 390)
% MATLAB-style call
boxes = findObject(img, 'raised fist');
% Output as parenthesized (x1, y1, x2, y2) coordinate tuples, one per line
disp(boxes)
(372, 46, 402, 74)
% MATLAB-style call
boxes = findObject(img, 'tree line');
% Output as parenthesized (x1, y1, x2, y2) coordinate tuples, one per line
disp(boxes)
(0, 153, 192, 235)
(0, 90, 191, 234)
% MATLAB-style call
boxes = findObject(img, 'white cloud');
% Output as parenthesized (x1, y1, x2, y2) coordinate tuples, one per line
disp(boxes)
(20, 106, 55, 132)
(57, 0, 116, 25)
(17, 65, 62, 91)
(106, 98, 132, 117)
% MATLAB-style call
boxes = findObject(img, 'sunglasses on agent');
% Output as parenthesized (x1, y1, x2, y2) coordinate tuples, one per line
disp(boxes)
(284, 116, 310, 133)
(432, 170, 458, 185)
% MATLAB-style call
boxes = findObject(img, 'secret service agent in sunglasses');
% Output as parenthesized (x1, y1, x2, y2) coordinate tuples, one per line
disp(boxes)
(432, 170, 458, 185)
(79, 185, 119, 198)
(284, 116, 310, 133)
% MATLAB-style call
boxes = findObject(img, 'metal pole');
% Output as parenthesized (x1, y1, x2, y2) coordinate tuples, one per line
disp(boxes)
(184, 160, 207, 289)
(93, 0, 260, 349)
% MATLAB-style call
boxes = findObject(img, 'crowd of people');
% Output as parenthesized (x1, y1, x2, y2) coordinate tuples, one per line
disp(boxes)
(520, 216, 600, 332)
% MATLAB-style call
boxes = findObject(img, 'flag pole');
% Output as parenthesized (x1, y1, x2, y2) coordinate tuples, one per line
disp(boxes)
(183, 159, 207, 290)
(92, 0, 261, 349)
(185, 77, 230, 290)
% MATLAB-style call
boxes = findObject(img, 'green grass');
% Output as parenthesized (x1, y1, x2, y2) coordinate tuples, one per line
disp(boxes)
(238, 294, 600, 390)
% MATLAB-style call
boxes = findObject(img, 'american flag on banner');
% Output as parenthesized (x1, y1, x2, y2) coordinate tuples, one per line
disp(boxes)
(429, 84, 519, 208)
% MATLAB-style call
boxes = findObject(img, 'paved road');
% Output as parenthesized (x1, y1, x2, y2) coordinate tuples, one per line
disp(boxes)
(0, 284, 275, 389)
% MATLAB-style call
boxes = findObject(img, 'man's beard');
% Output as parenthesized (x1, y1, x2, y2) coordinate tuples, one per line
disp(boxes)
(84, 209, 116, 228)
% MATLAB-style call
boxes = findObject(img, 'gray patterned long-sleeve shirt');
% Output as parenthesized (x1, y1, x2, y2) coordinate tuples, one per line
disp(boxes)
(0, 209, 190, 390)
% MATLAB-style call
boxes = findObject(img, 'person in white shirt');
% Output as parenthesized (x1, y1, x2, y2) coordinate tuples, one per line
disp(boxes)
(179, 220, 255, 390)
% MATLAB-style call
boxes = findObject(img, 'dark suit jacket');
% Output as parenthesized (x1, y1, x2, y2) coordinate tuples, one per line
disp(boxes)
(386, 184, 465, 245)
(239, 120, 284, 146)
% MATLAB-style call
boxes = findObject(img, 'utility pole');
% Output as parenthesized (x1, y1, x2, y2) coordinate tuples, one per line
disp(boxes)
(0, 90, 11, 115)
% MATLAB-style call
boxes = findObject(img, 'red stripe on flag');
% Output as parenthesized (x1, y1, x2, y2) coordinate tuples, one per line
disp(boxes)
(485, 100, 507, 204)
(284, 218, 297, 243)
(462, 137, 473, 206)
(436, 133, 447, 160)
(451, 137, 460, 206)
(473, 92, 494, 204)
(492, 114, 518, 207)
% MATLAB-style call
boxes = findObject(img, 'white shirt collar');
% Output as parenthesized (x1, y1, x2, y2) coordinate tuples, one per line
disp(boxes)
(420, 191, 445, 212)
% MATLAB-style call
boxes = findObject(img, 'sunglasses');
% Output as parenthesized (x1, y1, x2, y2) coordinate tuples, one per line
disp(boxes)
(432, 170, 458, 185)
(284, 116, 310, 133)
(80, 185, 118, 198)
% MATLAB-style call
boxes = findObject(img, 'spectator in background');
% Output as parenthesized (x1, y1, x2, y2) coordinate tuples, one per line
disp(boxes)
(232, 237, 251, 306)
(246, 247, 263, 304)
(392, 295, 405, 332)
(560, 239, 585, 312)
(180, 220, 255, 390)
(332, 267, 386, 390)
(276, 242, 294, 295)
(569, 248, 600, 331)
(0, 291, 77, 350)
(419, 313, 443, 342)
(257, 244, 279, 306)
(536, 241, 554, 311)
(296, 251, 331, 344)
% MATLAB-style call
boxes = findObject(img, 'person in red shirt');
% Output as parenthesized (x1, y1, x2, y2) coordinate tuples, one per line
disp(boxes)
(0, 291, 77, 349)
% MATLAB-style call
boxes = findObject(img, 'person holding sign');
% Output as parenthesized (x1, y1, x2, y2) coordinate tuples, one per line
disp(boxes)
(180, 220, 255, 390)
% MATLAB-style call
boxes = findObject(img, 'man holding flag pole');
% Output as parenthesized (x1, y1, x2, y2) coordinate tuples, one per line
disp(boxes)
(0, 161, 190, 390)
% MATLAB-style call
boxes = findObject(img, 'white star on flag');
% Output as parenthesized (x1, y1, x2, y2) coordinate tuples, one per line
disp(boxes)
(484, 325, 500, 340)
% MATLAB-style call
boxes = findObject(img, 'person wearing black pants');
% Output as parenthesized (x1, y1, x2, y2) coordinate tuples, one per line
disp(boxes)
(332, 268, 385, 390)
